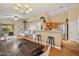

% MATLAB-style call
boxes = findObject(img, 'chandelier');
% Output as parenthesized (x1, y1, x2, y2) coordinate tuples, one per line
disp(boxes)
(14, 3, 32, 14)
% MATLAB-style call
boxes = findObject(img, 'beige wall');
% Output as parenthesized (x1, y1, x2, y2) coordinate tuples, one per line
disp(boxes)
(68, 5, 78, 21)
(50, 12, 67, 23)
(28, 20, 39, 30)
(14, 20, 24, 35)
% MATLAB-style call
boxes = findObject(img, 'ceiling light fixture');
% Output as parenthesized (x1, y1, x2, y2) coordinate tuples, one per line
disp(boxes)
(14, 3, 32, 14)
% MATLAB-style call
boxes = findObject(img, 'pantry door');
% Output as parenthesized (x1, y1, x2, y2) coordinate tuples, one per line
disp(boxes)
(77, 19, 79, 42)
(69, 20, 77, 41)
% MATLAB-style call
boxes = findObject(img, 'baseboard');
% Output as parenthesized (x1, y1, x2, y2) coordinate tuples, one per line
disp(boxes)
(54, 46, 61, 50)
(69, 39, 79, 44)
(40, 41, 61, 50)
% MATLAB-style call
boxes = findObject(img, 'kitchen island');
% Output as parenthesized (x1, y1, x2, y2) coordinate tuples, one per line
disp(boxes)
(35, 30, 62, 49)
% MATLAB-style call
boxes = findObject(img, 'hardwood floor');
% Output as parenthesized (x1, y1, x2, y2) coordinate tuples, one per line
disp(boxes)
(0, 40, 24, 56)
(49, 40, 79, 56)
(0, 39, 79, 56)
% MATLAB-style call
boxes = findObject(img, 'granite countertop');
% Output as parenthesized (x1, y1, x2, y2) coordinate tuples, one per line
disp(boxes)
(36, 30, 62, 33)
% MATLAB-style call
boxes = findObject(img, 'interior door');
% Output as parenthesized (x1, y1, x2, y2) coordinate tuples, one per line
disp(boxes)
(69, 20, 77, 41)
(76, 19, 79, 42)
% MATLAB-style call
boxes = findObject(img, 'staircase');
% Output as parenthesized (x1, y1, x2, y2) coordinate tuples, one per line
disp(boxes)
(14, 20, 28, 35)
(14, 20, 24, 35)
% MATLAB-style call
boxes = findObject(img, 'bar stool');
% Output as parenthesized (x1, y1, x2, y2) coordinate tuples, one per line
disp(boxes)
(36, 34, 42, 43)
(47, 36, 55, 47)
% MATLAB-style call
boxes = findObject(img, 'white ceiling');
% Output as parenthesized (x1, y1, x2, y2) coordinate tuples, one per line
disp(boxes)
(0, 3, 77, 19)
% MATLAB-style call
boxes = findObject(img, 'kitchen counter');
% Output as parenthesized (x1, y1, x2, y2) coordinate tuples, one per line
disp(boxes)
(35, 30, 62, 49)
